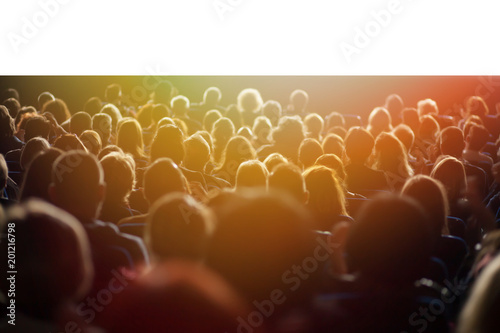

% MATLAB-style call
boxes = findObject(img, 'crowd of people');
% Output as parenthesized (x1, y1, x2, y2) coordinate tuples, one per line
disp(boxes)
(1, 81, 500, 332)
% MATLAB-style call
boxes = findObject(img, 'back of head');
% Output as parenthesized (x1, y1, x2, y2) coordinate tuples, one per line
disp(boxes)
(21, 148, 63, 202)
(50, 151, 104, 219)
(53, 134, 87, 152)
(268, 163, 307, 204)
(42, 98, 70, 125)
(20, 137, 50, 170)
(24, 115, 51, 142)
(117, 118, 144, 158)
(146, 193, 213, 261)
(211, 117, 235, 142)
(467, 124, 490, 151)
(38, 91, 55, 110)
(100, 152, 135, 204)
(402, 107, 420, 133)
(304, 113, 324, 139)
(430, 156, 466, 203)
(80, 130, 102, 155)
(344, 126, 374, 164)
(322, 133, 344, 157)
(272, 115, 305, 147)
(203, 87, 221, 106)
(100, 104, 123, 133)
(466, 95, 489, 118)
(325, 112, 346, 131)
(237, 88, 263, 114)
(184, 134, 210, 171)
(262, 100, 282, 126)
(0, 200, 93, 319)
(346, 194, 432, 284)
(439, 126, 465, 157)
(402, 175, 449, 239)
(417, 98, 439, 117)
(263, 152, 288, 173)
(392, 124, 415, 152)
(0, 105, 15, 139)
(299, 138, 323, 169)
(368, 107, 392, 136)
(143, 158, 187, 204)
(0, 88, 19, 102)
(2, 97, 21, 119)
(171, 95, 190, 117)
(203, 109, 223, 132)
(84, 96, 102, 117)
(206, 189, 315, 304)
(315, 154, 346, 181)
(92, 113, 112, 145)
(418, 115, 440, 142)
(373, 132, 411, 177)
(151, 103, 170, 123)
(235, 160, 268, 189)
(289, 89, 309, 114)
(150, 125, 185, 164)
(70, 111, 92, 136)
(385, 94, 404, 123)
(105, 83, 122, 103)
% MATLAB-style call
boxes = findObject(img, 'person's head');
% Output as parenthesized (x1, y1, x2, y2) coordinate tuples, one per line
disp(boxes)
(146, 193, 214, 261)
(105, 83, 122, 103)
(195, 130, 213, 153)
(20, 148, 63, 202)
(402, 175, 450, 240)
(211, 117, 235, 163)
(153, 81, 174, 105)
(53, 134, 87, 152)
(42, 98, 70, 125)
(0, 200, 93, 320)
(203, 87, 221, 107)
(235, 160, 268, 190)
(143, 158, 187, 205)
(299, 138, 323, 170)
(271, 116, 305, 155)
(100, 104, 123, 134)
(184, 134, 210, 172)
(385, 94, 404, 124)
(150, 103, 170, 124)
(216, 136, 256, 184)
(92, 113, 112, 146)
(252, 116, 272, 146)
(83, 96, 102, 117)
(1, 88, 20, 102)
(418, 115, 440, 142)
(458, 254, 500, 333)
(20, 137, 50, 171)
(431, 156, 467, 204)
(304, 113, 324, 140)
(303, 165, 347, 230)
(0, 105, 15, 139)
(0, 155, 7, 191)
(136, 103, 154, 128)
(236, 126, 252, 141)
(402, 107, 420, 134)
(79, 130, 102, 156)
(268, 163, 308, 204)
(69, 111, 92, 136)
(171, 95, 190, 117)
(206, 190, 315, 307)
(373, 132, 413, 180)
(346, 194, 432, 284)
(367, 107, 392, 137)
(392, 124, 415, 153)
(315, 154, 346, 181)
(417, 98, 439, 117)
(24, 115, 51, 142)
(203, 109, 223, 132)
(344, 127, 374, 164)
(289, 89, 309, 114)
(100, 152, 135, 204)
(465, 95, 489, 118)
(237, 88, 263, 114)
(150, 125, 185, 164)
(262, 100, 282, 126)
(325, 112, 346, 132)
(49, 151, 106, 220)
(97, 145, 123, 160)
(263, 152, 288, 173)
(439, 126, 465, 158)
(38, 91, 55, 110)
(466, 124, 490, 151)
(472, 230, 500, 277)
(225, 104, 243, 130)
(116, 118, 144, 159)
(2, 97, 21, 119)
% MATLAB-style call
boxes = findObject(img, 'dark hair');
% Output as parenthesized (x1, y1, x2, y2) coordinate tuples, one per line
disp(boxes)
(2, 97, 21, 118)
(21, 148, 63, 201)
(150, 125, 185, 164)
(344, 127, 374, 163)
(42, 99, 70, 125)
(70, 112, 92, 137)
(0, 105, 15, 138)
(24, 115, 51, 142)
(143, 158, 187, 204)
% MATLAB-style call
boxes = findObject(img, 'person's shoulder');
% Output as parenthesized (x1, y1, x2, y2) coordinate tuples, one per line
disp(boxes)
(118, 214, 147, 226)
